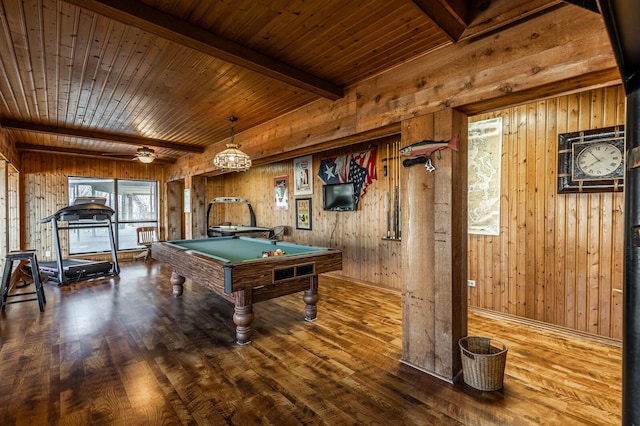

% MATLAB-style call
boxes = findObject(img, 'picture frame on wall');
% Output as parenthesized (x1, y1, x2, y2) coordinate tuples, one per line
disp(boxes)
(293, 155, 313, 195)
(274, 176, 288, 210)
(296, 198, 312, 230)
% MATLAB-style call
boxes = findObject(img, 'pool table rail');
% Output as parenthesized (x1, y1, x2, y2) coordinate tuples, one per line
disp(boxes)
(151, 238, 342, 344)
(152, 240, 342, 294)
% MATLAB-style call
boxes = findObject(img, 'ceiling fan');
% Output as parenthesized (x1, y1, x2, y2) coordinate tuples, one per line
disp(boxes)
(132, 146, 158, 163)
(103, 146, 159, 163)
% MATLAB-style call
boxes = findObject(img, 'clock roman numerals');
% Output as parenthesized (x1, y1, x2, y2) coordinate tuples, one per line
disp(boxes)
(576, 142, 622, 178)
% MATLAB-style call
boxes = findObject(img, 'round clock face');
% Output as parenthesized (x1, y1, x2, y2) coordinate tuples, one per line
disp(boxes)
(576, 142, 623, 177)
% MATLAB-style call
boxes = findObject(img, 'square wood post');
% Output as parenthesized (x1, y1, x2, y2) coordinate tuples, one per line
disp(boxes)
(165, 180, 183, 241)
(0, 161, 7, 271)
(400, 109, 468, 382)
(184, 175, 207, 239)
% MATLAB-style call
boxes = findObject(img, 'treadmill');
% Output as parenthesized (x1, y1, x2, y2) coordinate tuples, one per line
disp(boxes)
(39, 197, 120, 285)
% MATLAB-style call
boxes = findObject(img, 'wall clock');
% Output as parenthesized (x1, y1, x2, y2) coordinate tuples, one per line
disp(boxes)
(557, 126, 625, 193)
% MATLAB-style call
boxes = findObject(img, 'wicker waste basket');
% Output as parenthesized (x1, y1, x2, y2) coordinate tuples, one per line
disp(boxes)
(459, 336, 508, 391)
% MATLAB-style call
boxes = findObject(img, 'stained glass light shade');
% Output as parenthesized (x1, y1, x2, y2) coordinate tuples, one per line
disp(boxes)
(214, 116, 251, 172)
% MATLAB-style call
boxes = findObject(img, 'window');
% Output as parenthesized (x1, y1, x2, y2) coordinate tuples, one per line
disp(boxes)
(68, 177, 159, 254)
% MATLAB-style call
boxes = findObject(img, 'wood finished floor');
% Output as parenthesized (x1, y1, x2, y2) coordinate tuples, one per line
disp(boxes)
(0, 262, 621, 425)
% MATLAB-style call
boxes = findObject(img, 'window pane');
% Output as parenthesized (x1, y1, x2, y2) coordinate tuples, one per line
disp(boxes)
(117, 180, 158, 222)
(119, 222, 157, 250)
(69, 226, 115, 255)
(67, 177, 115, 255)
(67, 177, 159, 254)
(68, 177, 115, 206)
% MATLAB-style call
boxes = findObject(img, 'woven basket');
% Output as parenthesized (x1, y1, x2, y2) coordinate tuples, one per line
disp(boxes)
(459, 336, 508, 391)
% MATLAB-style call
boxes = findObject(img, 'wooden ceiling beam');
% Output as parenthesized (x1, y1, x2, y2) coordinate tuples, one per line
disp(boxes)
(563, 0, 599, 12)
(459, 0, 564, 41)
(411, 0, 468, 42)
(64, 0, 344, 100)
(15, 143, 176, 164)
(1, 119, 204, 153)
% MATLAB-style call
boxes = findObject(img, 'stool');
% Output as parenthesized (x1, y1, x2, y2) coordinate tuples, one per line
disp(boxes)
(1, 250, 46, 312)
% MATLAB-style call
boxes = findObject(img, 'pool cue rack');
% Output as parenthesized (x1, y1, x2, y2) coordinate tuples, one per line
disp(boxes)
(381, 140, 402, 241)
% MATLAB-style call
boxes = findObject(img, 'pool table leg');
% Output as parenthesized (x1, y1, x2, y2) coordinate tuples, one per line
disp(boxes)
(170, 271, 185, 296)
(303, 275, 319, 322)
(233, 291, 255, 345)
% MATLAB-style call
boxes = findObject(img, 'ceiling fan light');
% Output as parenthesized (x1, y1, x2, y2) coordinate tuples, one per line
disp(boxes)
(214, 116, 251, 171)
(136, 146, 157, 163)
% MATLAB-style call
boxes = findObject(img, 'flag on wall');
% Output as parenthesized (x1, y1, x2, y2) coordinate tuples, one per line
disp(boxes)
(318, 148, 377, 204)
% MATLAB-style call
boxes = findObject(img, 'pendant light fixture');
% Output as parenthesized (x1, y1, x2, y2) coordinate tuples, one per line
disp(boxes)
(213, 116, 251, 171)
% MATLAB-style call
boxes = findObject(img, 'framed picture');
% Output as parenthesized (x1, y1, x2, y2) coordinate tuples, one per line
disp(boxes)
(296, 198, 312, 230)
(557, 125, 624, 193)
(293, 155, 313, 195)
(274, 176, 288, 210)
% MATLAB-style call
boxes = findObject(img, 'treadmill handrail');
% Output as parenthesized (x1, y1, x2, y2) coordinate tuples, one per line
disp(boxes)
(40, 203, 115, 224)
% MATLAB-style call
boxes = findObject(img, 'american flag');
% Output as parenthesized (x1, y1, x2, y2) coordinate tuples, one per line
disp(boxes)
(349, 158, 368, 206)
(318, 148, 377, 203)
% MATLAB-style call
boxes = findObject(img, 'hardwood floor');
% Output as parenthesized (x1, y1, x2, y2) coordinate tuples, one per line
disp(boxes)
(0, 262, 621, 425)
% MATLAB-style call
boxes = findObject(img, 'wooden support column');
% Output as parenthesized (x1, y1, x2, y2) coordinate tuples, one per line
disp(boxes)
(623, 88, 640, 425)
(0, 160, 7, 271)
(166, 180, 184, 240)
(183, 176, 207, 240)
(400, 109, 468, 382)
(8, 167, 19, 252)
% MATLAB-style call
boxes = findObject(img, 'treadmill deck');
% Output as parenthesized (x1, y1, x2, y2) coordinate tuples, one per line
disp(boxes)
(38, 259, 115, 281)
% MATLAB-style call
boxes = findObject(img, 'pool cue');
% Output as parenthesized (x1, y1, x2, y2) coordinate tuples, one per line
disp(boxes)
(386, 143, 391, 238)
(393, 141, 400, 239)
(397, 140, 401, 239)
(391, 141, 396, 239)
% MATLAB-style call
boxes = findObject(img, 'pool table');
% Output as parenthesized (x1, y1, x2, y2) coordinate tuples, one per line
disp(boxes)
(151, 237, 342, 344)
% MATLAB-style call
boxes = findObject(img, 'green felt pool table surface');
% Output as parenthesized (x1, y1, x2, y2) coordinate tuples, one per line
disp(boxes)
(165, 237, 329, 264)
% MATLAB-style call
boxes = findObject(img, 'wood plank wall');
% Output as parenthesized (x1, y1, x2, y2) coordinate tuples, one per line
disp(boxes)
(468, 86, 625, 340)
(0, 161, 7, 271)
(8, 164, 18, 252)
(209, 86, 625, 340)
(0, 128, 20, 167)
(20, 153, 167, 262)
(0, 161, 21, 271)
(207, 135, 404, 290)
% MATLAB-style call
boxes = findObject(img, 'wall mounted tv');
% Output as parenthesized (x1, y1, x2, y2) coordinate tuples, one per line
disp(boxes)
(323, 182, 357, 211)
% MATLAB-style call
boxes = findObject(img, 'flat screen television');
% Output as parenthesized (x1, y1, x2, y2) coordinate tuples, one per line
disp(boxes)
(323, 182, 357, 211)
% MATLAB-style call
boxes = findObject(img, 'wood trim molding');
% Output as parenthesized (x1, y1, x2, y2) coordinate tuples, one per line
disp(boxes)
(15, 143, 176, 165)
(411, 0, 468, 42)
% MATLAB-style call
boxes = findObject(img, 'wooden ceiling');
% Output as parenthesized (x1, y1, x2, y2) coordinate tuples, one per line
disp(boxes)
(0, 0, 583, 164)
